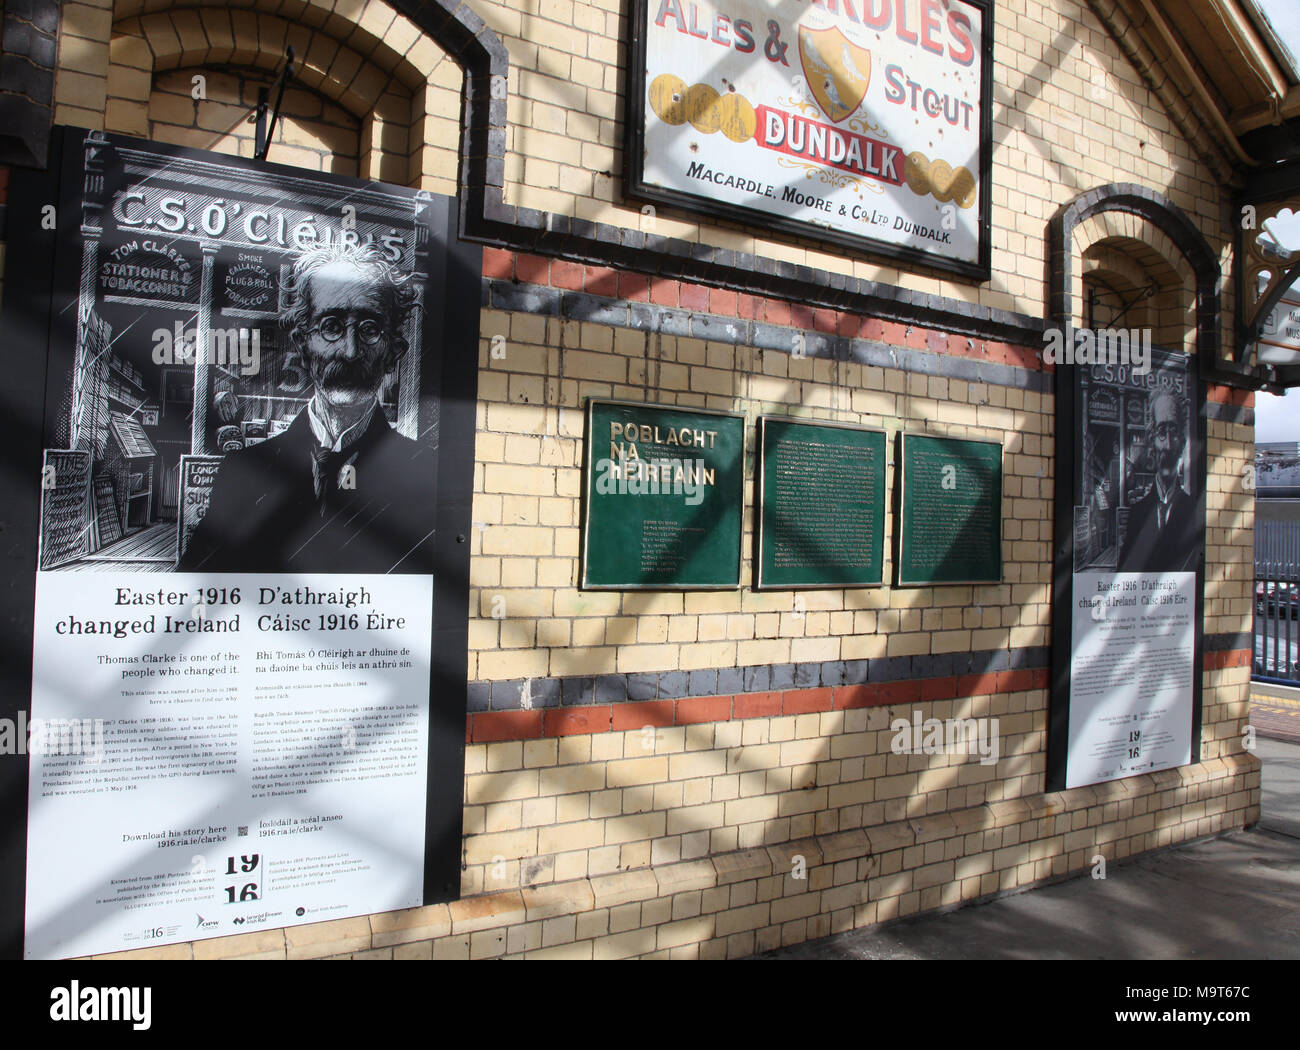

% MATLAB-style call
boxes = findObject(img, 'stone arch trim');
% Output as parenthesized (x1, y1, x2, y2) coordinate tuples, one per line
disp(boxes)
(1080, 241, 1184, 292)
(113, 11, 414, 120)
(1072, 216, 1196, 292)
(1071, 214, 1198, 348)
(1048, 182, 1221, 365)
(112, 0, 450, 90)
(107, 10, 433, 183)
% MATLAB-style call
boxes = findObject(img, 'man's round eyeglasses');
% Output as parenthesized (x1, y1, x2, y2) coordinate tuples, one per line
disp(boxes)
(307, 316, 386, 346)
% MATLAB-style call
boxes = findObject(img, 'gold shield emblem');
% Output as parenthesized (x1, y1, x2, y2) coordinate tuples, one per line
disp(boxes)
(799, 25, 871, 124)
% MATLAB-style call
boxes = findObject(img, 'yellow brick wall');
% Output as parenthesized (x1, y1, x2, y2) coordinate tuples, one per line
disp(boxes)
(458, 693, 1046, 896)
(142, 69, 364, 174)
(1206, 416, 1255, 645)
(469, 314, 1054, 683)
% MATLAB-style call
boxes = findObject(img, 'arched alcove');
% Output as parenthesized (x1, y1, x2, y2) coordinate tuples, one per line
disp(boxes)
(1049, 183, 1221, 362)
(94, 2, 467, 192)
(1074, 227, 1195, 351)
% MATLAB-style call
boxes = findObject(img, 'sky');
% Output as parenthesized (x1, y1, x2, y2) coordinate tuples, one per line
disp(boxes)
(1252, 0, 1300, 76)
(1256, 388, 1300, 442)
(1262, 207, 1300, 253)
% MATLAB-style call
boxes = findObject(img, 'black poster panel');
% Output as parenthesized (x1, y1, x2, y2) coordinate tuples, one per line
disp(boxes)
(1048, 347, 1206, 792)
(1, 128, 479, 958)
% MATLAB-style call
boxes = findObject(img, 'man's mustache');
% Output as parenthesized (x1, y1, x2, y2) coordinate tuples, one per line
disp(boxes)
(308, 353, 389, 389)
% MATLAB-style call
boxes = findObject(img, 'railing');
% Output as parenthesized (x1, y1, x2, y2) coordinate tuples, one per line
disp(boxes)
(1254, 521, 1300, 684)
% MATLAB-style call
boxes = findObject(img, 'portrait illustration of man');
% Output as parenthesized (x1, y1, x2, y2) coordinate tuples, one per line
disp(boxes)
(1117, 388, 1198, 573)
(179, 242, 435, 574)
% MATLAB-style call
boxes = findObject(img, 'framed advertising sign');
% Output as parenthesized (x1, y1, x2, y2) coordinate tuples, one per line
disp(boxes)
(1, 128, 480, 959)
(1047, 347, 1206, 791)
(755, 416, 886, 589)
(626, 0, 993, 279)
(581, 399, 745, 589)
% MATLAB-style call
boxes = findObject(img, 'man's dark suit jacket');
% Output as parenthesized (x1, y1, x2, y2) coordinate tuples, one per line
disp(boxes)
(178, 409, 436, 574)
(1117, 481, 1199, 573)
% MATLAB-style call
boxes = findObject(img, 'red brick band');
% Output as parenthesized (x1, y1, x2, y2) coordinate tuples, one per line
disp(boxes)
(466, 669, 1052, 743)
(465, 650, 1252, 743)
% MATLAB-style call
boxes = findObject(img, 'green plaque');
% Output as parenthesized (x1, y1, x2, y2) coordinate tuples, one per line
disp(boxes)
(756, 417, 886, 589)
(898, 432, 1002, 585)
(581, 399, 744, 589)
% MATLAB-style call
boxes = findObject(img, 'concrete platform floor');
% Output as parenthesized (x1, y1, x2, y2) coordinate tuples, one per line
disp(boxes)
(756, 737, 1300, 960)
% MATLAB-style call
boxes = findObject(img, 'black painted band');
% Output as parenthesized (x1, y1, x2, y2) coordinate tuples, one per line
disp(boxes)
(486, 278, 1055, 394)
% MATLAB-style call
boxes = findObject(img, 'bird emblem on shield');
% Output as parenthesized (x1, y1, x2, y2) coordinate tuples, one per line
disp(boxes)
(798, 25, 872, 123)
